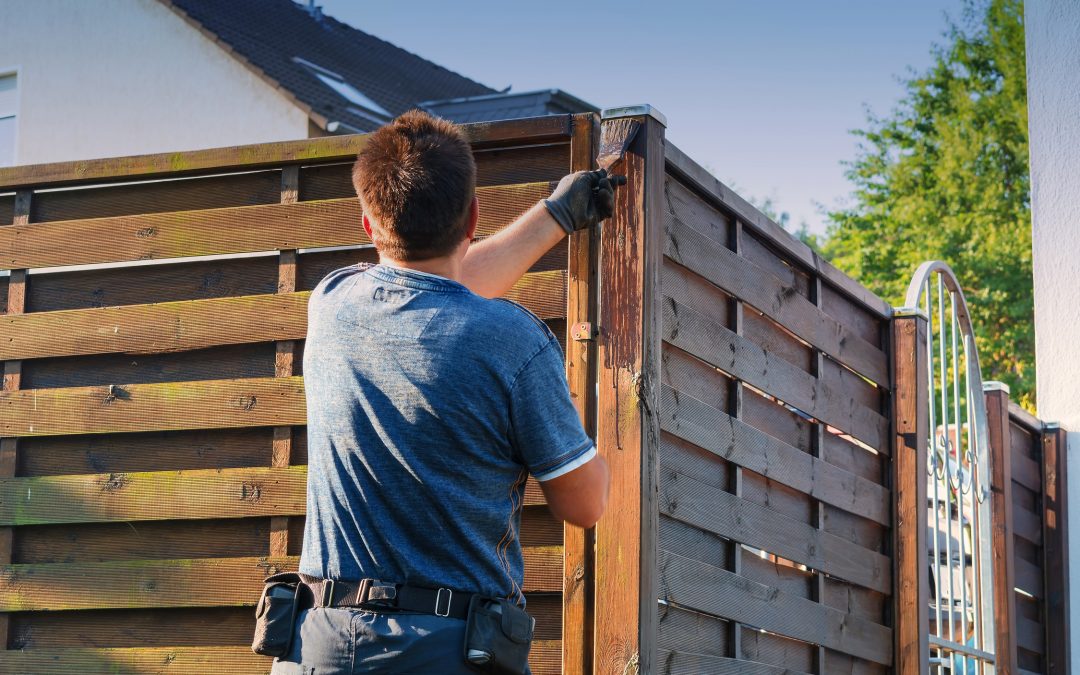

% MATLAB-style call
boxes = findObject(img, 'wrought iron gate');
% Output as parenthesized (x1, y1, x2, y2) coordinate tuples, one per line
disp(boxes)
(905, 262, 996, 673)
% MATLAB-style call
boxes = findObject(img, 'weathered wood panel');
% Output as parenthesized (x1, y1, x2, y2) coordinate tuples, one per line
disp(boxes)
(659, 549, 891, 665)
(662, 294, 888, 449)
(660, 384, 889, 524)
(0, 547, 563, 612)
(1, 269, 567, 361)
(0, 376, 306, 437)
(0, 182, 553, 271)
(659, 464, 889, 593)
(0, 466, 307, 525)
(663, 214, 887, 383)
(0, 115, 574, 191)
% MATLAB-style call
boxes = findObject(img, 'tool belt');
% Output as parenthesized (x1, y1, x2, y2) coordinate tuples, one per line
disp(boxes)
(297, 572, 473, 620)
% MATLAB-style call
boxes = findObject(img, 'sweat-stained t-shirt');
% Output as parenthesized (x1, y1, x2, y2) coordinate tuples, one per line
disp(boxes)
(298, 263, 595, 604)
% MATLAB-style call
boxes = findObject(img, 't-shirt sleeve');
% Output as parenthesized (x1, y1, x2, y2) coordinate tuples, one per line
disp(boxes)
(508, 338, 596, 482)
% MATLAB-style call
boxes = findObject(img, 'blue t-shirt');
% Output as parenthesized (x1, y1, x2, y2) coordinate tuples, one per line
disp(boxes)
(298, 263, 594, 603)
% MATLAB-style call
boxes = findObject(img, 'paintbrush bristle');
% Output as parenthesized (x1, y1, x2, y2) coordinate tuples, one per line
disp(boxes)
(596, 118, 642, 171)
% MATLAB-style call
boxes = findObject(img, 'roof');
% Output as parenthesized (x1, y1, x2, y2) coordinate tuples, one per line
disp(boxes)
(421, 89, 598, 124)
(160, 0, 496, 132)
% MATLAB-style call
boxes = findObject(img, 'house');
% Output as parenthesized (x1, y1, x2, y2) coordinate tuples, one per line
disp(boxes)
(1025, 0, 1080, 668)
(0, 0, 595, 167)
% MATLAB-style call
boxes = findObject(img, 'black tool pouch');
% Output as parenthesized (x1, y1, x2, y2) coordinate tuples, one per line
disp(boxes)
(251, 572, 302, 657)
(464, 595, 535, 674)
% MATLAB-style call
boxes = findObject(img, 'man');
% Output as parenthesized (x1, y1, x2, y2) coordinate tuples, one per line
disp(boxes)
(270, 110, 612, 674)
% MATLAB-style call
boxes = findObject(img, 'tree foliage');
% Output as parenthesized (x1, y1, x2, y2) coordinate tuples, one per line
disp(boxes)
(822, 0, 1034, 409)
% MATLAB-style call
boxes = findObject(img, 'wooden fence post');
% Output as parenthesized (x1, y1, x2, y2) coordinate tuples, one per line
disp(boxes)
(563, 111, 600, 675)
(593, 106, 665, 675)
(985, 381, 1017, 674)
(1041, 422, 1070, 674)
(892, 308, 930, 673)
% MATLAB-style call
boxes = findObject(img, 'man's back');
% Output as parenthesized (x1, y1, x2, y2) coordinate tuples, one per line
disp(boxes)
(299, 262, 593, 602)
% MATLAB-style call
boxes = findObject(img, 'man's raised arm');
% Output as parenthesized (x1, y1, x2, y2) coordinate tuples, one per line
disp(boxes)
(459, 169, 622, 298)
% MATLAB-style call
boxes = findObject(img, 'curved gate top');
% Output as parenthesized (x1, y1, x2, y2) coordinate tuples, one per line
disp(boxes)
(904, 261, 996, 673)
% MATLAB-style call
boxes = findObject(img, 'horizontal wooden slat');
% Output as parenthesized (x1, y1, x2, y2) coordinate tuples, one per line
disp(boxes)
(660, 465, 890, 593)
(1, 292, 307, 361)
(0, 640, 561, 675)
(0, 547, 563, 611)
(1009, 403, 1043, 434)
(1016, 615, 1046, 655)
(656, 650, 808, 675)
(660, 550, 892, 665)
(0, 646, 272, 675)
(0, 182, 553, 270)
(662, 296, 888, 449)
(1014, 556, 1044, 598)
(660, 384, 889, 525)
(0, 269, 567, 361)
(663, 218, 887, 383)
(0, 465, 306, 526)
(0, 376, 306, 437)
(1, 465, 546, 525)
(0, 115, 574, 191)
(1012, 503, 1043, 546)
(1011, 448, 1042, 493)
(663, 143, 891, 318)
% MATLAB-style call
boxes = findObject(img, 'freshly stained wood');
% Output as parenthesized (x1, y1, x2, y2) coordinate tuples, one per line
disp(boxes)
(662, 295, 888, 449)
(0, 376, 306, 437)
(0, 182, 553, 270)
(659, 550, 892, 665)
(663, 217, 887, 383)
(0, 465, 307, 525)
(0, 115, 573, 191)
(659, 466, 890, 594)
(660, 384, 889, 525)
(0, 547, 563, 611)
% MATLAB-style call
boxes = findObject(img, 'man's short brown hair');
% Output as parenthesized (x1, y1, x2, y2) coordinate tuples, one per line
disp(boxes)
(352, 110, 476, 261)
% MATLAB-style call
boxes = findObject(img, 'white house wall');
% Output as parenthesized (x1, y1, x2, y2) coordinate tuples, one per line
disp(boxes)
(0, 0, 310, 165)
(1026, 0, 1080, 667)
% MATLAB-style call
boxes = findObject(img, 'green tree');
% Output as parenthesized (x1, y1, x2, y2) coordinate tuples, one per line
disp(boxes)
(822, 0, 1034, 409)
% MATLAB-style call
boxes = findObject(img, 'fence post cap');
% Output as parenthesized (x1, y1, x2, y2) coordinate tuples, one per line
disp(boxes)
(982, 381, 1010, 394)
(893, 306, 929, 320)
(601, 105, 668, 127)
(1044, 421, 1062, 430)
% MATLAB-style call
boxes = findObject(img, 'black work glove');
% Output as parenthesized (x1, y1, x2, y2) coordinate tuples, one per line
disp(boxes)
(542, 169, 626, 234)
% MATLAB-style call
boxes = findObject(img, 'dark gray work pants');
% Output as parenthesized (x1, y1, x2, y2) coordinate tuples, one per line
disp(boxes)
(269, 606, 477, 674)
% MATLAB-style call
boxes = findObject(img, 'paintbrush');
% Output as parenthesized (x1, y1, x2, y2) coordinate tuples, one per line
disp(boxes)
(596, 118, 641, 174)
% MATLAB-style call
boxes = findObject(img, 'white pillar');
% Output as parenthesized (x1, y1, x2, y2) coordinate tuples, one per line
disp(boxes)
(1025, 0, 1080, 669)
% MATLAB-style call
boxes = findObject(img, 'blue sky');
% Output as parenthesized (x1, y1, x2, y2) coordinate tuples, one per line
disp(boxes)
(318, 0, 965, 235)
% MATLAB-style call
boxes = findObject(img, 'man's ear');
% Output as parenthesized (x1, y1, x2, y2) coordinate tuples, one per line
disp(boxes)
(362, 213, 374, 240)
(465, 195, 479, 241)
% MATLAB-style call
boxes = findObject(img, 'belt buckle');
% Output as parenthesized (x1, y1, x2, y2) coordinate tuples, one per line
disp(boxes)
(355, 578, 373, 605)
(434, 588, 452, 617)
(321, 578, 336, 607)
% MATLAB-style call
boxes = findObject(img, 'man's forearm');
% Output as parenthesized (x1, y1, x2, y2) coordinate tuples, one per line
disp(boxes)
(459, 202, 567, 298)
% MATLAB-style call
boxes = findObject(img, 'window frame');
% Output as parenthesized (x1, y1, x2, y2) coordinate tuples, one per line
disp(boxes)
(0, 65, 21, 167)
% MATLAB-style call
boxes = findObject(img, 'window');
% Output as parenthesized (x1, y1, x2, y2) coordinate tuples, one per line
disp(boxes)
(292, 57, 390, 118)
(0, 72, 16, 167)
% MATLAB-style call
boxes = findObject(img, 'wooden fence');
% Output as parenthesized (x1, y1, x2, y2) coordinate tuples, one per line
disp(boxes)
(985, 384, 1070, 674)
(0, 109, 1069, 674)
